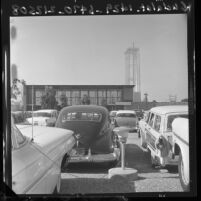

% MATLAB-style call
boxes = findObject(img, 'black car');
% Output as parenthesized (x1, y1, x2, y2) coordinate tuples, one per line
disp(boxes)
(55, 105, 120, 165)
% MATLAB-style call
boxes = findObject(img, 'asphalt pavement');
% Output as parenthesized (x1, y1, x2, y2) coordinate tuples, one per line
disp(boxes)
(60, 132, 183, 195)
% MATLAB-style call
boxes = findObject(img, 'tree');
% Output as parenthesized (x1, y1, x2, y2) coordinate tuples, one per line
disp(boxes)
(41, 86, 57, 109)
(82, 94, 90, 105)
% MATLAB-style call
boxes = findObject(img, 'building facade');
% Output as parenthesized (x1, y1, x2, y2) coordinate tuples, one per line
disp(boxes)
(25, 85, 134, 111)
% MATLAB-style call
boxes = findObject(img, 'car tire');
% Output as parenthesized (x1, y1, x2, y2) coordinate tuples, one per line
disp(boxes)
(140, 130, 147, 149)
(53, 172, 61, 194)
(178, 152, 189, 191)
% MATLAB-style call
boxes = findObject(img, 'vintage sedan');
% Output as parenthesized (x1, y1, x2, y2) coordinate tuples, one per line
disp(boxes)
(11, 118, 75, 194)
(26, 109, 58, 127)
(113, 110, 139, 132)
(172, 118, 189, 191)
(109, 110, 118, 124)
(55, 105, 120, 165)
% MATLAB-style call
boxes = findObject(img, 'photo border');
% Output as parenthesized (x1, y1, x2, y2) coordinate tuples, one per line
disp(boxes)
(1, 0, 196, 199)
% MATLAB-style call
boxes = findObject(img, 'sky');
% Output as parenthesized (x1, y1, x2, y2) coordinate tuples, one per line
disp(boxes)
(10, 14, 188, 102)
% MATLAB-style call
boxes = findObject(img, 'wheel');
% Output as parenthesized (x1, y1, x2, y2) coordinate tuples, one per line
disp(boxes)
(53, 172, 61, 194)
(178, 152, 189, 191)
(140, 129, 147, 148)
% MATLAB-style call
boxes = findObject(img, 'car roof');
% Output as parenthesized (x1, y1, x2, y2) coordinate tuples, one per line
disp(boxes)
(150, 105, 188, 115)
(60, 105, 108, 114)
(33, 109, 57, 113)
(116, 110, 136, 114)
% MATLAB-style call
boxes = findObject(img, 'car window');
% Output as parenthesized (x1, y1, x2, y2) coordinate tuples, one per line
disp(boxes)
(145, 112, 150, 123)
(166, 114, 188, 132)
(116, 113, 136, 118)
(153, 115, 161, 132)
(62, 112, 102, 122)
(148, 113, 155, 127)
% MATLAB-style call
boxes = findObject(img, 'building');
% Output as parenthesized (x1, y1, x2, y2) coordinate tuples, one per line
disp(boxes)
(125, 44, 141, 102)
(25, 85, 134, 111)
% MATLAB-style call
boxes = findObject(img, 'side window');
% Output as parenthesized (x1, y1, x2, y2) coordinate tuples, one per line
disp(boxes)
(153, 115, 161, 132)
(148, 113, 155, 127)
(146, 112, 150, 123)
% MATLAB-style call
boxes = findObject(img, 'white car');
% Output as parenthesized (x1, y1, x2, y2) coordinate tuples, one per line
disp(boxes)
(11, 118, 75, 194)
(140, 105, 188, 170)
(138, 110, 149, 146)
(26, 109, 58, 126)
(114, 110, 139, 132)
(172, 118, 189, 191)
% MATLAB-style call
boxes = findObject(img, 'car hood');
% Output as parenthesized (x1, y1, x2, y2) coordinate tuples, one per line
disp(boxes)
(16, 125, 74, 153)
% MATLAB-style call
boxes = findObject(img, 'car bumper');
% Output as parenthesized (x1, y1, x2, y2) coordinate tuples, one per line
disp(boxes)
(69, 148, 120, 163)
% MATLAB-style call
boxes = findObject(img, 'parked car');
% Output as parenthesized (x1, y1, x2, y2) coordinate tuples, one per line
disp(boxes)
(140, 105, 188, 170)
(113, 110, 139, 132)
(133, 109, 144, 121)
(55, 105, 120, 166)
(26, 109, 58, 126)
(138, 110, 149, 144)
(11, 117, 75, 194)
(172, 118, 189, 191)
(109, 110, 118, 124)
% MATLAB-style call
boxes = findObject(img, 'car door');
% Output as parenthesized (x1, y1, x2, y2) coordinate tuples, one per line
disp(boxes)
(12, 124, 48, 194)
(145, 113, 161, 151)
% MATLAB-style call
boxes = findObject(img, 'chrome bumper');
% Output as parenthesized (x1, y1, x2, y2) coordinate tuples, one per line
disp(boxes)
(69, 148, 120, 163)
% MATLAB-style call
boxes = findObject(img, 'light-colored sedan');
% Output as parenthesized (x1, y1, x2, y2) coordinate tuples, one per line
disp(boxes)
(114, 110, 139, 132)
(172, 118, 189, 191)
(11, 118, 75, 194)
(26, 109, 58, 126)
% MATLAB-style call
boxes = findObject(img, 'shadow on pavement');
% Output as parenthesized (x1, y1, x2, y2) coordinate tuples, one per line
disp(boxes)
(60, 176, 135, 194)
(125, 144, 178, 174)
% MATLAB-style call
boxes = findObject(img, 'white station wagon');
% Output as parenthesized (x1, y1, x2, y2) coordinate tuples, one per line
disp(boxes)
(139, 105, 188, 170)
(11, 118, 75, 194)
(172, 118, 189, 191)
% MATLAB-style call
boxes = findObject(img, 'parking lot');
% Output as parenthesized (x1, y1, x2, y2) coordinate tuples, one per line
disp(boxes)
(60, 132, 183, 194)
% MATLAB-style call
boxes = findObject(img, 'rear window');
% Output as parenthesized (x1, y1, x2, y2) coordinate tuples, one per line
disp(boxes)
(62, 112, 102, 122)
(116, 113, 136, 118)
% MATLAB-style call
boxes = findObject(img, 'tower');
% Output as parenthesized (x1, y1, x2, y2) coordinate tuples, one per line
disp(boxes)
(125, 43, 141, 102)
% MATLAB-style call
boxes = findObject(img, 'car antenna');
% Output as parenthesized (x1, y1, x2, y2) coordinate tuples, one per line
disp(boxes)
(31, 85, 34, 142)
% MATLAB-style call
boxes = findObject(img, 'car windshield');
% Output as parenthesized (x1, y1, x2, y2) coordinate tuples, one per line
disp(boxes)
(62, 112, 102, 122)
(116, 113, 136, 118)
(166, 114, 188, 132)
(33, 112, 51, 118)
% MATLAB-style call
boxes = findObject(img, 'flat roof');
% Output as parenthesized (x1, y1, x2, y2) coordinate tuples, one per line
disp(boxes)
(26, 85, 135, 89)
(150, 105, 188, 115)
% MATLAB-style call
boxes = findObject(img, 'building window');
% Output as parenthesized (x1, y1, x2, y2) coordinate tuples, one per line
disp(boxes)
(35, 90, 43, 106)
(98, 90, 106, 105)
(71, 90, 80, 105)
(89, 90, 97, 105)
(107, 90, 118, 104)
